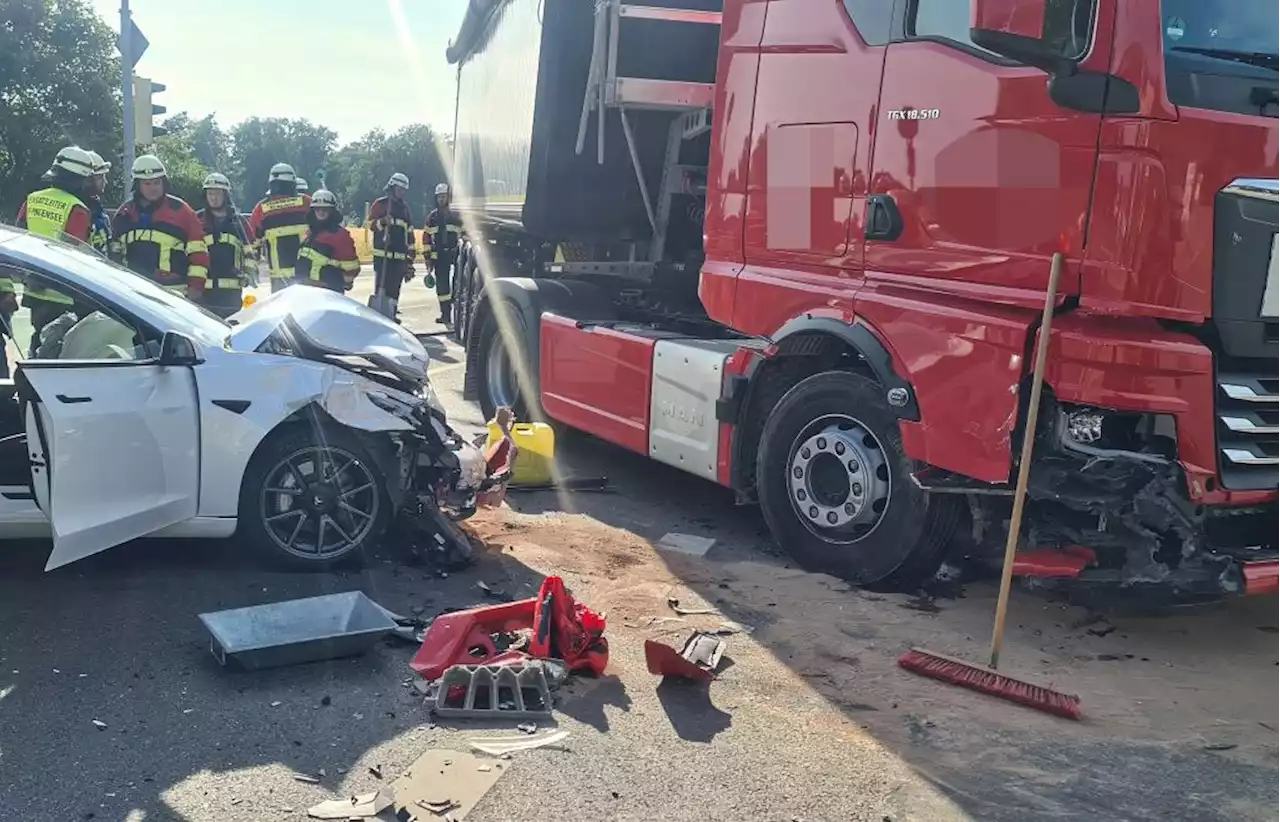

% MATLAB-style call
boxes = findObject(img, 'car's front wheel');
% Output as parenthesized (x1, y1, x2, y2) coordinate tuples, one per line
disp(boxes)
(239, 424, 392, 570)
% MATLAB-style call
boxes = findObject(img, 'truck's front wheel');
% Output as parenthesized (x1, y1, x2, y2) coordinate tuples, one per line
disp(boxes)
(756, 371, 959, 590)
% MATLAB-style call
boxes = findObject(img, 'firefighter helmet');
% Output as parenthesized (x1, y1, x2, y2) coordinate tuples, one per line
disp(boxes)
(268, 162, 296, 183)
(310, 189, 338, 208)
(202, 172, 232, 192)
(434, 183, 450, 197)
(295, 177, 309, 193)
(387, 172, 410, 190)
(132, 154, 168, 180)
(86, 150, 111, 176)
(51, 146, 96, 178)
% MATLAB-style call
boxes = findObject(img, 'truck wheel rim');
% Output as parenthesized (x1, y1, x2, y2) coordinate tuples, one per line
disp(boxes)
(486, 336, 518, 408)
(260, 446, 380, 560)
(786, 414, 891, 543)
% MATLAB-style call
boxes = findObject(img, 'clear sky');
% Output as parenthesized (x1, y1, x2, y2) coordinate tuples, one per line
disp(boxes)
(90, 0, 468, 145)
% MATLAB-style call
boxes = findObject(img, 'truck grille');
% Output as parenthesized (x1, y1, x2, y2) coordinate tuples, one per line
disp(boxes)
(1216, 371, 1280, 491)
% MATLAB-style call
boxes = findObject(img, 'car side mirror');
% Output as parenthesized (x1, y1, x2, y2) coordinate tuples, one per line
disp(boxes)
(970, 0, 1079, 77)
(158, 331, 203, 367)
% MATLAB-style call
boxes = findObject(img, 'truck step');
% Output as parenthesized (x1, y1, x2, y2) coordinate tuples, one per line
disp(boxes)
(910, 467, 1014, 496)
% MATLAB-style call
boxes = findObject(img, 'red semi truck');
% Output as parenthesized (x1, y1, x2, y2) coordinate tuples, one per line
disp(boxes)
(444, 0, 1278, 601)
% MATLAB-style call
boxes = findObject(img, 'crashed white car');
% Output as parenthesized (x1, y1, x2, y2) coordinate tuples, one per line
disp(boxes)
(0, 225, 504, 571)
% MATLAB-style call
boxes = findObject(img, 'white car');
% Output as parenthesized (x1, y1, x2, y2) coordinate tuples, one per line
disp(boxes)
(0, 225, 505, 571)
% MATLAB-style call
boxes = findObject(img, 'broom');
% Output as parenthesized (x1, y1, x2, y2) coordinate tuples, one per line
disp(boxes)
(898, 251, 1082, 720)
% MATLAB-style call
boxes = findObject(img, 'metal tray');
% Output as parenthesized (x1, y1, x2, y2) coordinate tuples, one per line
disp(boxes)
(198, 591, 398, 671)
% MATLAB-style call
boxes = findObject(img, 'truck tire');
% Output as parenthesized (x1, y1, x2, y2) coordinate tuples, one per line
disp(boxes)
(453, 249, 475, 344)
(239, 423, 392, 571)
(756, 371, 959, 590)
(475, 304, 533, 422)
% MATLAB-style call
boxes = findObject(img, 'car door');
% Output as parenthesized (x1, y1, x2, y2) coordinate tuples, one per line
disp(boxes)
(17, 344, 200, 570)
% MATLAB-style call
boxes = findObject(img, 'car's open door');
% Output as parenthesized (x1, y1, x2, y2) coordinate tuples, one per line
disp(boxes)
(16, 362, 200, 570)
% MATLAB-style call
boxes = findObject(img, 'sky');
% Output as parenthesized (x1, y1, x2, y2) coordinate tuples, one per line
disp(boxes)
(90, 0, 469, 145)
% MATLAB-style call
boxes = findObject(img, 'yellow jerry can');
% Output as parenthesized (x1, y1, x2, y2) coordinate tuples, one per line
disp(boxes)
(486, 421, 556, 486)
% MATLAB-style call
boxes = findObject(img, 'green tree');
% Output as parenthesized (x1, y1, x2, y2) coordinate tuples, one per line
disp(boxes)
(328, 124, 447, 225)
(227, 117, 337, 206)
(0, 0, 122, 213)
(151, 130, 211, 207)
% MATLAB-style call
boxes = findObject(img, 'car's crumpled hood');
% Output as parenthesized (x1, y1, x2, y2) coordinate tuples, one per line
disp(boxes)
(226, 287, 429, 384)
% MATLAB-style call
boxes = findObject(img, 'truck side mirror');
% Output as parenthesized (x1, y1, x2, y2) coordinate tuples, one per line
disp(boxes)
(969, 0, 1080, 77)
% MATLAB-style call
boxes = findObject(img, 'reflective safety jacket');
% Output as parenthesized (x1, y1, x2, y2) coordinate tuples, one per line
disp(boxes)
(110, 195, 210, 297)
(297, 223, 360, 292)
(424, 207, 463, 268)
(88, 198, 112, 254)
(15, 187, 93, 307)
(248, 194, 311, 279)
(368, 196, 416, 261)
(196, 208, 255, 310)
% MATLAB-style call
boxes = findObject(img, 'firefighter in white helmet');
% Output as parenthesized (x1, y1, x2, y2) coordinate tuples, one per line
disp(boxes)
(296, 189, 360, 292)
(367, 171, 416, 321)
(111, 154, 210, 298)
(424, 182, 463, 325)
(85, 150, 113, 254)
(13, 146, 99, 358)
(248, 163, 312, 291)
(196, 173, 256, 317)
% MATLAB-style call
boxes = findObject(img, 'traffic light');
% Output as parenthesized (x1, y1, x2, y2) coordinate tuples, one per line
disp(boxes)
(133, 77, 168, 145)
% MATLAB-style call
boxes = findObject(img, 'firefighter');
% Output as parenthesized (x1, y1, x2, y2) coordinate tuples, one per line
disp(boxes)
(110, 154, 210, 299)
(295, 189, 360, 293)
(248, 162, 311, 292)
(85, 150, 113, 255)
(367, 172, 416, 320)
(13, 146, 97, 357)
(196, 173, 255, 318)
(424, 182, 463, 325)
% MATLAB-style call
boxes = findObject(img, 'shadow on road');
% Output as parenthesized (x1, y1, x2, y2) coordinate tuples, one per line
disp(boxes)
(503, 432, 1280, 822)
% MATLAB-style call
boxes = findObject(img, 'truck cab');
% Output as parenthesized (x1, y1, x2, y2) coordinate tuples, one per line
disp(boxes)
(450, 0, 1277, 601)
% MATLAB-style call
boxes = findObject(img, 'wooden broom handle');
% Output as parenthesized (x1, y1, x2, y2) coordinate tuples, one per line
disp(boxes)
(989, 251, 1063, 670)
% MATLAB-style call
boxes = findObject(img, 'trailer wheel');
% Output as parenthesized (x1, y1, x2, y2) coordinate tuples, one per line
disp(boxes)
(476, 305, 532, 421)
(756, 371, 959, 590)
(453, 251, 476, 343)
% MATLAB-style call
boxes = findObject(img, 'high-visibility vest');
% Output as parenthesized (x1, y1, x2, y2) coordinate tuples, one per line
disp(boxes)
(21, 188, 81, 305)
(197, 210, 250, 293)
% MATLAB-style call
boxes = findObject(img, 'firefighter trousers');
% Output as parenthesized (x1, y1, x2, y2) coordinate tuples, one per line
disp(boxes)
(433, 260, 453, 322)
(373, 259, 408, 302)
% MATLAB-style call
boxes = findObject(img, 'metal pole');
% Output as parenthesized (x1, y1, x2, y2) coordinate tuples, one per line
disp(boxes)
(121, 0, 135, 178)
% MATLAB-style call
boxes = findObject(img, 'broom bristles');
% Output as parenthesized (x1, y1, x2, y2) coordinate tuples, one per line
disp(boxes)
(898, 647, 1082, 720)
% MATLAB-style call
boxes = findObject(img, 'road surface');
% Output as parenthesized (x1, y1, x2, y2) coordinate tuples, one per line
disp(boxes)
(0, 272, 1276, 821)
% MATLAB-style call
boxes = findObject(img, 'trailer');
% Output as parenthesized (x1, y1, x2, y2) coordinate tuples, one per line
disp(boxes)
(444, 0, 1279, 602)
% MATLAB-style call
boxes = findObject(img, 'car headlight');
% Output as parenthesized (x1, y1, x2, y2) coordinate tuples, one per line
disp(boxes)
(365, 389, 424, 422)
(419, 382, 447, 419)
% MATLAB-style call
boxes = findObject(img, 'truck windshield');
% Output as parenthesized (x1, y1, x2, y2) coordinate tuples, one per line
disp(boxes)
(1162, 1, 1278, 66)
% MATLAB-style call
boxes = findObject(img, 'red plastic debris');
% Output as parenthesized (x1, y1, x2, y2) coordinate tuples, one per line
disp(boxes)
(409, 599, 537, 681)
(409, 576, 607, 680)
(529, 576, 609, 676)
(1243, 559, 1279, 596)
(644, 639, 715, 682)
(1011, 546, 1096, 579)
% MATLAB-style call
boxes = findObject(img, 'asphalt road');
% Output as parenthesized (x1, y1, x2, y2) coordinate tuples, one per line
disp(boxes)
(0, 271, 1276, 821)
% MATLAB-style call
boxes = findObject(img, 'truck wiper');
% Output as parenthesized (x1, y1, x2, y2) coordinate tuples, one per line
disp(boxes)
(1170, 45, 1278, 71)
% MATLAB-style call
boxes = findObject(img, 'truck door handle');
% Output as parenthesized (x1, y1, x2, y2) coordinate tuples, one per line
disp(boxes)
(865, 195, 904, 241)
(55, 394, 92, 404)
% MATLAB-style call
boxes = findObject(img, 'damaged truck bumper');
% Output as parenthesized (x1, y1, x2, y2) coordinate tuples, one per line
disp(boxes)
(1010, 406, 1279, 604)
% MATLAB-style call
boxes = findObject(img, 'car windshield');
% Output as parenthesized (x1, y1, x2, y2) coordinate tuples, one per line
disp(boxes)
(33, 238, 230, 346)
(1162, 0, 1279, 63)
